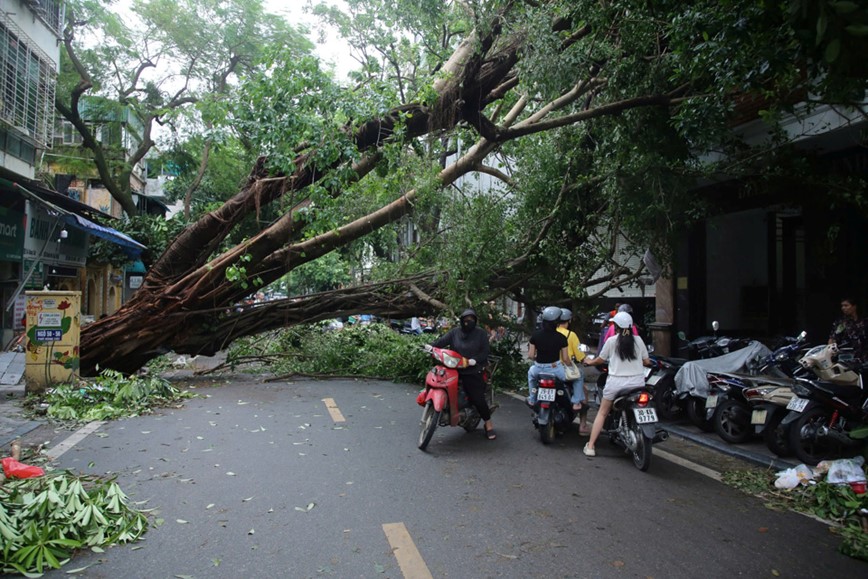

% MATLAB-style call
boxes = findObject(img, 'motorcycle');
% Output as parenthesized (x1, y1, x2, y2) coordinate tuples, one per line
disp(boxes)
(416, 345, 496, 451)
(586, 356, 669, 471)
(706, 332, 810, 445)
(645, 354, 688, 420)
(780, 344, 867, 465)
(530, 373, 579, 444)
(740, 331, 810, 455)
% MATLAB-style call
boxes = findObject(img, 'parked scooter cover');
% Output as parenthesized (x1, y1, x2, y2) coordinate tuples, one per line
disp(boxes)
(675, 341, 772, 398)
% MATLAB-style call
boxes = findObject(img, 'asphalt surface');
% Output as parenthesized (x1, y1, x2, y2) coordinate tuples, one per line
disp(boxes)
(11, 373, 861, 578)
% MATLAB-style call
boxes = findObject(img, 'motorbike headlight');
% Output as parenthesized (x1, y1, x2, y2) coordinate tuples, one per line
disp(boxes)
(442, 353, 461, 368)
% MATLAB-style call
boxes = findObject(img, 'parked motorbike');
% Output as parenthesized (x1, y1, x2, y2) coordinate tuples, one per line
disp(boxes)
(780, 344, 867, 465)
(704, 332, 811, 445)
(416, 345, 496, 451)
(740, 331, 810, 455)
(645, 354, 688, 420)
(531, 374, 579, 444)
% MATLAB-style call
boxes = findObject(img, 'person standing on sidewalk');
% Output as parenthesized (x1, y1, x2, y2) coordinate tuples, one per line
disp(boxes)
(581, 311, 650, 456)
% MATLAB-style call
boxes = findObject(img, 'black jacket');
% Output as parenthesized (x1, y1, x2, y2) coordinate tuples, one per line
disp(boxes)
(431, 327, 490, 373)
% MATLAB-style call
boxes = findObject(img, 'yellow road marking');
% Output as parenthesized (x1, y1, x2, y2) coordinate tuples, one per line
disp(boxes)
(382, 522, 433, 579)
(322, 397, 346, 423)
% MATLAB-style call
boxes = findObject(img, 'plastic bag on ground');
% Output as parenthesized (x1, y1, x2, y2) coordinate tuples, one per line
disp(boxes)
(2, 457, 45, 479)
(774, 464, 815, 489)
(820, 456, 866, 485)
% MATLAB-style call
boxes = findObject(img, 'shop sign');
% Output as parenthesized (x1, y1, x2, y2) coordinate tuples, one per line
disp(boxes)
(0, 206, 24, 261)
(23, 201, 88, 267)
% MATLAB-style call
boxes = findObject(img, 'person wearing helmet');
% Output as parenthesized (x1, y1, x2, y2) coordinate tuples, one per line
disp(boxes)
(431, 308, 496, 439)
(601, 303, 639, 343)
(557, 308, 589, 429)
(582, 311, 651, 456)
(526, 306, 573, 407)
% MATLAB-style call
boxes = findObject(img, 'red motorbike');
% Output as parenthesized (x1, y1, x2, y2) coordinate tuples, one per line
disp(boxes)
(416, 345, 496, 451)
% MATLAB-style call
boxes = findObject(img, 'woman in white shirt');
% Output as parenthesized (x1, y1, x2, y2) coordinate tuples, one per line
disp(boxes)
(581, 312, 650, 457)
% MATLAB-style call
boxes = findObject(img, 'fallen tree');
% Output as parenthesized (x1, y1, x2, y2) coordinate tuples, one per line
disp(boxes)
(76, 1, 864, 376)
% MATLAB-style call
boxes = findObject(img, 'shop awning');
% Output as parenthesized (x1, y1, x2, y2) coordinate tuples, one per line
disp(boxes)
(7, 180, 147, 258)
(61, 213, 146, 258)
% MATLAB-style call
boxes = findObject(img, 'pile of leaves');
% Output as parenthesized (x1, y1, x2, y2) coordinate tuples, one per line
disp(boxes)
(26, 370, 193, 423)
(0, 471, 148, 575)
(225, 323, 528, 392)
(722, 468, 868, 560)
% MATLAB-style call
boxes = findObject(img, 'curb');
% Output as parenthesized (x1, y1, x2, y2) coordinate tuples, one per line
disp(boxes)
(662, 424, 799, 471)
(503, 389, 798, 472)
(0, 420, 43, 449)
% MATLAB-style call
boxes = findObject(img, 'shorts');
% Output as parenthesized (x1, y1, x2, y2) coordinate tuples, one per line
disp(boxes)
(602, 374, 646, 401)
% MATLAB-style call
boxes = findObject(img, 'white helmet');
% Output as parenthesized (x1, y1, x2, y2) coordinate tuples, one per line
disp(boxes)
(613, 312, 633, 329)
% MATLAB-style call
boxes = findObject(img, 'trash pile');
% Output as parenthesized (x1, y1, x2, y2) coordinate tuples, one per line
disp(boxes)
(775, 456, 867, 493)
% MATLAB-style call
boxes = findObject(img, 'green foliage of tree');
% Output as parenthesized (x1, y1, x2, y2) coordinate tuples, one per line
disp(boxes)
(55, 0, 313, 217)
(87, 214, 188, 268)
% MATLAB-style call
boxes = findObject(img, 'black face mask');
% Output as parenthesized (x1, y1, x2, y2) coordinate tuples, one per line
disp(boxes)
(461, 319, 477, 333)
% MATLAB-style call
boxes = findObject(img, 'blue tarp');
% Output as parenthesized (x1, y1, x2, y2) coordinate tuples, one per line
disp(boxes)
(61, 213, 147, 258)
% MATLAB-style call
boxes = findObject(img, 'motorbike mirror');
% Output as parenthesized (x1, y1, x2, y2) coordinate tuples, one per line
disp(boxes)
(677, 331, 687, 341)
(712, 320, 720, 332)
(798, 330, 807, 340)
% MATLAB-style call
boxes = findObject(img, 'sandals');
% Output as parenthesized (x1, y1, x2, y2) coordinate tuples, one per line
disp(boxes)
(484, 427, 497, 440)
(572, 403, 583, 411)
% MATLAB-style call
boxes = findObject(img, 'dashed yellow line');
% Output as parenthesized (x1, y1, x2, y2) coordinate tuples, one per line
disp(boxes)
(382, 522, 433, 579)
(322, 397, 345, 423)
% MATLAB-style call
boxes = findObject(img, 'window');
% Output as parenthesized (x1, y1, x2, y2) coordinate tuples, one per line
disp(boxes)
(0, 16, 56, 148)
(61, 120, 83, 145)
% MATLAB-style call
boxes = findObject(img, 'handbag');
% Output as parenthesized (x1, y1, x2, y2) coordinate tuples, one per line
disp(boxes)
(564, 362, 582, 381)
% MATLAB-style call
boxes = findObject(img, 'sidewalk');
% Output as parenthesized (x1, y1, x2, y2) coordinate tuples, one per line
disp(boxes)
(0, 351, 41, 448)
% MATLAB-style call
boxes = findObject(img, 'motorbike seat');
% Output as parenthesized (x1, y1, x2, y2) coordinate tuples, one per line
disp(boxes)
(812, 381, 865, 405)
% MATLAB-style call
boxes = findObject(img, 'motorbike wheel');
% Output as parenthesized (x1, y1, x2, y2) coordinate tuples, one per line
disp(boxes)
(418, 402, 440, 451)
(763, 412, 792, 457)
(540, 418, 556, 445)
(629, 419, 653, 471)
(686, 396, 714, 432)
(787, 406, 850, 466)
(713, 399, 753, 444)
(653, 377, 680, 421)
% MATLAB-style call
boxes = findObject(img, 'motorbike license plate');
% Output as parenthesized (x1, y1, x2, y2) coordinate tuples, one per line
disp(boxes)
(750, 409, 767, 425)
(786, 397, 809, 413)
(646, 373, 662, 386)
(705, 394, 718, 409)
(538, 387, 556, 402)
(634, 407, 658, 424)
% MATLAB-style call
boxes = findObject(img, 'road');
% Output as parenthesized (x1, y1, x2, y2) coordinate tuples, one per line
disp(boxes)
(44, 375, 863, 578)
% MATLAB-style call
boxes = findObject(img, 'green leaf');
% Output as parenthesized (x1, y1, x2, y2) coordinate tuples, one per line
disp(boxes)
(844, 24, 868, 37)
(824, 39, 842, 62)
